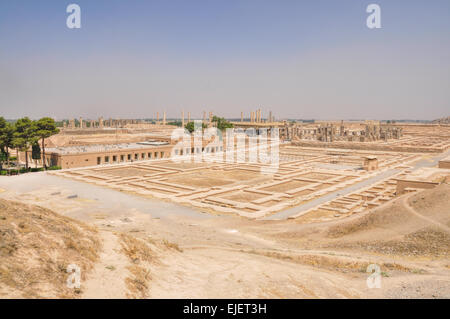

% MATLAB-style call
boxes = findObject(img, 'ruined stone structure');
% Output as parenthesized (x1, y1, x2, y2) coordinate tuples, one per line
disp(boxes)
(293, 122, 403, 143)
(363, 156, 378, 171)
(438, 157, 450, 169)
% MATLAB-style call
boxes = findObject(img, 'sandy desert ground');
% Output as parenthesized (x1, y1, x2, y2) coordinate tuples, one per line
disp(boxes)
(0, 170, 449, 299)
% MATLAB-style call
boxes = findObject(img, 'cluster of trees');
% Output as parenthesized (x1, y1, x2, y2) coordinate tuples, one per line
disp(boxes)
(167, 121, 182, 127)
(182, 117, 234, 133)
(184, 121, 208, 133)
(212, 116, 233, 130)
(168, 117, 234, 133)
(0, 117, 59, 172)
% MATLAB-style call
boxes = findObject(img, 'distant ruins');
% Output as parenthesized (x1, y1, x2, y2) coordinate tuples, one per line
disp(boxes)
(293, 121, 403, 142)
(64, 117, 153, 129)
(62, 110, 222, 130)
(232, 112, 403, 143)
(432, 116, 450, 124)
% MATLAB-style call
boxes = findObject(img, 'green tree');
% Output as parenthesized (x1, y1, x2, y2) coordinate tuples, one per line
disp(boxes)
(35, 117, 59, 169)
(184, 121, 207, 133)
(0, 117, 7, 169)
(13, 117, 37, 170)
(32, 142, 41, 168)
(167, 121, 182, 127)
(212, 116, 234, 131)
(0, 119, 15, 172)
(0, 118, 12, 169)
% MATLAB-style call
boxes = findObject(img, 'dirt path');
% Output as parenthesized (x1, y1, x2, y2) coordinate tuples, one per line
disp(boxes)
(82, 231, 130, 298)
(148, 247, 365, 298)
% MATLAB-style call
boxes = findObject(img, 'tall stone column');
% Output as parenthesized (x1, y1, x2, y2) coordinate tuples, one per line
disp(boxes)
(181, 111, 185, 127)
(163, 112, 166, 125)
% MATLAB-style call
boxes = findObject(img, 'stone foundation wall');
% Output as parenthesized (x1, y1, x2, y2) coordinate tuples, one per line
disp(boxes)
(292, 141, 445, 153)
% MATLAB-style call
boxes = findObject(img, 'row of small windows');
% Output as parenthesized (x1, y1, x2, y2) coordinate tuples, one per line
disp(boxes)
(174, 146, 222, 156)
(97, 151, 165, 165)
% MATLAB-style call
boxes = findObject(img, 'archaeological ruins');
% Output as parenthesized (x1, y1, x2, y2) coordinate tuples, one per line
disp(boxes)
(32, 110, 449, 223)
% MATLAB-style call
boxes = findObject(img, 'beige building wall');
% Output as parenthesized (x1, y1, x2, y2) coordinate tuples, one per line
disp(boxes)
(63, 146, 172, 169)
(49, 145, 174, 169)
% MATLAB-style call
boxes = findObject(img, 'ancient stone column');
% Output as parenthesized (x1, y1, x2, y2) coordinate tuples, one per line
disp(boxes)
(181, 111, 185, 127)
(188, 112, 191, 123)
(79, 117, 83, 129)
(241, 112, 243, 122)
(163, 112, 166, 125)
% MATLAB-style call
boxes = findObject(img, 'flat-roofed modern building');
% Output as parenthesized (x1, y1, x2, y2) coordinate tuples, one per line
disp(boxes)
(19, 140, 173, 169)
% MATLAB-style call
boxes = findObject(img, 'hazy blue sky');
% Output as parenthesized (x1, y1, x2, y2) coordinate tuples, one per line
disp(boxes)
(0, 0, 449, 120)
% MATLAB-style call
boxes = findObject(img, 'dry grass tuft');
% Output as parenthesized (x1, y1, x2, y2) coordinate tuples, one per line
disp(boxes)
(125, 265, 151, 298)
(118, 233, 155, 298)
(119, 233, 153, 264)
(162, 239, 183, 252)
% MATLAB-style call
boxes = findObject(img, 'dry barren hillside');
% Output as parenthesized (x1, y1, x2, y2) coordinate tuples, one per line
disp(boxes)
(0, 198, 179, 298)
(0, 199, 100, 298)
(325, 183, 450, 258)
(1, 182, 449, 299)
